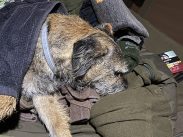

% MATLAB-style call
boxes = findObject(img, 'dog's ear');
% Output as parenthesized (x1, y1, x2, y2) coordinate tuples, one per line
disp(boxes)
(72, 35, 107, 79)
(95, 23, 113, 37)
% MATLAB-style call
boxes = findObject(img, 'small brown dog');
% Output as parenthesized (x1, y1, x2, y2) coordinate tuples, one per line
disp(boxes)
(0, 14, 128, 137)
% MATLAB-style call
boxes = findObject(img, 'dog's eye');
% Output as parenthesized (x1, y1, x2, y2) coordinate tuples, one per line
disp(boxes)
(114, 71, 123, 77)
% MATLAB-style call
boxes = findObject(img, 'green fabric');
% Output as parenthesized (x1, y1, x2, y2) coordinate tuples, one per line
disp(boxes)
(71, 125, 100, 137)
(90, 86, 174, 137)
(177, 82, 183, 112)
(1, 121, 100, 137)
(175, 82, 183, 136)
(56, 0, 83, 15)
(118, 40, 140, 72)
(1, 121, 49, 137)
(0, 0, 5, 8)
(0, 135, 13, 137)
(133, 12, 183, 136)
(90, 58, 176, 137)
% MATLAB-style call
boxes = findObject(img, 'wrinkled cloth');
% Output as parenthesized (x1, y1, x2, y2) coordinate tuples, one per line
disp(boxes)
(90, 53, 177, 137)
(0, 0, 66, 99)
(20, 112, 38, 123)
(55, 85, 100, 124)
(90, 0, 149, 38)
(19, 96, 37, 122)
(118, 40, 140, 72)
(80, 0, 148, 45)
(19, 86, 100, 124)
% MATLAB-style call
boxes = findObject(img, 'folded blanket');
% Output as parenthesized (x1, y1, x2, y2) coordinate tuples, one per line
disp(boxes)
(0, 0, 67, 99)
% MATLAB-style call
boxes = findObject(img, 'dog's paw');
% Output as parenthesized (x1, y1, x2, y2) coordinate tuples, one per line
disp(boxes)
(96, 0, 103, 3)
(56, 131, 72, 137)
(0, 95, 16, 120)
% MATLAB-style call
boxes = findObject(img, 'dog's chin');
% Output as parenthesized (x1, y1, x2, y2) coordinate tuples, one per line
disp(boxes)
(93, 82, 127, 96)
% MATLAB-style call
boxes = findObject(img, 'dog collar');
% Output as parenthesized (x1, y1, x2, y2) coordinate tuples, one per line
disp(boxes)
(41, 21, 57, 76)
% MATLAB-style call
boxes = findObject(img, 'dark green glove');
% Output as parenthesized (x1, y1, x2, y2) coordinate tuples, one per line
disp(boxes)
(118, 40, 140, 72)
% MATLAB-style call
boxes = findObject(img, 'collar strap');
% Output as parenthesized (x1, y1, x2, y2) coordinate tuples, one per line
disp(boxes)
(41, 21, 57, 74)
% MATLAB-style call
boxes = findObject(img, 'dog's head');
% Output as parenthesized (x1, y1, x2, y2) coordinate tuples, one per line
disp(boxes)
(71, 29, 128, 95)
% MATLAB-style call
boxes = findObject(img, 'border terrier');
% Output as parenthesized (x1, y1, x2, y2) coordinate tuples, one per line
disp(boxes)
(0, 13, 128, 137)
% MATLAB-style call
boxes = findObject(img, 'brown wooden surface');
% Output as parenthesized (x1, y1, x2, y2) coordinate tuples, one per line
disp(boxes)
(138, 0, 183, 46)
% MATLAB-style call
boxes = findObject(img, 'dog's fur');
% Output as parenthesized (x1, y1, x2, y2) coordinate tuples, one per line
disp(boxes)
(0, 14, 128, 137)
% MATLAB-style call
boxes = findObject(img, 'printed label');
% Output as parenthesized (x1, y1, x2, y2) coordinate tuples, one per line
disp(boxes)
(160, 50, 183, 74)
